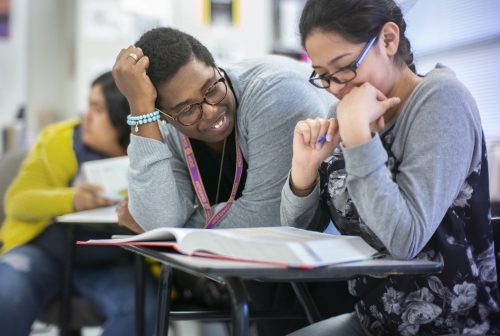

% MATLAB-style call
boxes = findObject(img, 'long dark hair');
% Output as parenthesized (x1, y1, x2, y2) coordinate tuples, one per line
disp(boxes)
(92, 71, 131, 151)
(299, 0, 416, 73)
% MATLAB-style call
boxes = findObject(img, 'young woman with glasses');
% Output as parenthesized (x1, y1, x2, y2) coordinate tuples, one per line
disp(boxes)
(281, 0, 500, 335)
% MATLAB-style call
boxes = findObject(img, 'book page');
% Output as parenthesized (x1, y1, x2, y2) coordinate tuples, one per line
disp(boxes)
(81, 156, 129, 201)
(56, 205, 118, 223)
(178, 227, 378, 267)
(205, 226, 341, 242)
(83, 227, 199, 244)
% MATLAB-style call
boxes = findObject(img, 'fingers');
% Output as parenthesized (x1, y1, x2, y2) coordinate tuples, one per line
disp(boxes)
(296, 118, 332, 149)
(326, 118, 340, 143)
(377, 116, 385, 130)
(74, 184, 114, 211)
(84, 192, 114, 208)
(313, 117, 331, 148)
(114, 46, 143, 71)
(374, 86, 400, 111)
(379, 95, 400, 111)
(137, 55, 150, 72)
(295, 120, 312, 145)
(374, 88, 388, 101)
(76, 183, 104, 192)
(126, 47, 144, 65)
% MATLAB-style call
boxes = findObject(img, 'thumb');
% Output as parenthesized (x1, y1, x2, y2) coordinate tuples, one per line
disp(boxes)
(379, 96, 401, 111)
(375, 88, 400, 110)
(389, 97, 401, 108)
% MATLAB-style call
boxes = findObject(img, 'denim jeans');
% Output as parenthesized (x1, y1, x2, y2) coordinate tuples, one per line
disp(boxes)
(287, 312, 367, 336)
(0, 224, 159, 336)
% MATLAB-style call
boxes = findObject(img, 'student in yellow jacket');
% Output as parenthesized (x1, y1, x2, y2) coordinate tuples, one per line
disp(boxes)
(0, 72, 158, 336)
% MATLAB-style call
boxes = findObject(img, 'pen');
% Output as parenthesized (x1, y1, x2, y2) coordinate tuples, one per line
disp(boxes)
(317, 135, 327, 143)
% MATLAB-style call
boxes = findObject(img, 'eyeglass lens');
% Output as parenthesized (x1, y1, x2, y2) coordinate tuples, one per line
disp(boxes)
(315, 68, 356, 88)
(177, 78, 227, 125)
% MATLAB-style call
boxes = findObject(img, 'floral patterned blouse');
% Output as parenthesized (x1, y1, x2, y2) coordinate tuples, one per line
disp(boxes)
(319, 130, 500, 335)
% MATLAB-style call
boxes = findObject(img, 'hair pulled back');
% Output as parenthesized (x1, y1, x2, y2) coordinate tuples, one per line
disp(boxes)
(299, 0, 415, 73)
(92, 71, 131, 151)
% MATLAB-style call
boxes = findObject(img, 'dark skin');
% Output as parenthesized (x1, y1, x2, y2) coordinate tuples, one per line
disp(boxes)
(112, 45, 238, 231)
(116, 196, 144, 233)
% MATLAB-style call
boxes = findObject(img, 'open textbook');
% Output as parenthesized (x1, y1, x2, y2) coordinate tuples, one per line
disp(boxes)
(81, 156, 129, 201)
(78, 226, 381, 268)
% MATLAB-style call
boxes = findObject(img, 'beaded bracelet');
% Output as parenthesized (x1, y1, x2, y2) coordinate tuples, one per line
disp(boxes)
(127, 111, 160, 132)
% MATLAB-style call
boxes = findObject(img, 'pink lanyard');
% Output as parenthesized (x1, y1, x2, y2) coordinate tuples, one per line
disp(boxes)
(180, 131, 243, 229)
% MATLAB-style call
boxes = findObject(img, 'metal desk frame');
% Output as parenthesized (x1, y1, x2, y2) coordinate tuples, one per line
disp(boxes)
(59, 224, 146, 336)
(123, 245, 442, 336)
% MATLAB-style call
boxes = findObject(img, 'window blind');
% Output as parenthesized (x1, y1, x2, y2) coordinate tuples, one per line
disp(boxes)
(403, 0, 500, 140)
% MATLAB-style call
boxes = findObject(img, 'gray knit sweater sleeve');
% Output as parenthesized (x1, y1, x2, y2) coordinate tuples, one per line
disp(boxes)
(128, 56, 333, 230)
(281, 65, 483, 259)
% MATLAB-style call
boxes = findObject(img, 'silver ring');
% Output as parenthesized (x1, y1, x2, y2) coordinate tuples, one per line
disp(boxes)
(128, 53, 139, 62)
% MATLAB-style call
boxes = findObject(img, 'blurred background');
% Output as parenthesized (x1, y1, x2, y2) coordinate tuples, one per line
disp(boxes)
(0, 0, 499, 180)
(0, 1, 500, 335)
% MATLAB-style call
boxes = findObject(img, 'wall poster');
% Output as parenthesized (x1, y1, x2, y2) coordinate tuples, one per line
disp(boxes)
(0, 0, 9, 38)
(203, 0, 239, 26)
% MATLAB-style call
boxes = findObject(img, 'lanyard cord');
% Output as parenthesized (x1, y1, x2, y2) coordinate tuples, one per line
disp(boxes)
(215, 137, 227, 204)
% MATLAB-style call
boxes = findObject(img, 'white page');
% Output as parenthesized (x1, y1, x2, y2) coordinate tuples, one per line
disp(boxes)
(103, 227, 200, 243)
(56, 205, 118, 223)
(81, 156, 129, 201)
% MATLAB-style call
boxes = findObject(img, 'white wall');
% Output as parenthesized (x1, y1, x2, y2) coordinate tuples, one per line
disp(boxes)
(25, 0, 76, 140)
(74, 0, 174, 115)
(172, 0, 273, 66)
(0, 0, 274, 148)
(0, 0, 29, 150)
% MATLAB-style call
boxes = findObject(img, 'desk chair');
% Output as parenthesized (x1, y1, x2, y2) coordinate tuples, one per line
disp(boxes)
(491, 201, 500, 217)
(0, 148, 105, 336)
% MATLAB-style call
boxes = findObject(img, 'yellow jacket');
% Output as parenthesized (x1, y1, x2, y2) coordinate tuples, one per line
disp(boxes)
(0, 120, 80, 254)
(0, 120, 162, 278)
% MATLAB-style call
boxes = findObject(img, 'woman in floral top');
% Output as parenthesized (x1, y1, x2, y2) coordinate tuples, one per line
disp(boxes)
(280, 0, 500, 335)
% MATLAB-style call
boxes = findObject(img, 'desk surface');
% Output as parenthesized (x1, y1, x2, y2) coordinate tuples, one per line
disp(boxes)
(55, 205, 118, 224)
(122, 245, 442, 281)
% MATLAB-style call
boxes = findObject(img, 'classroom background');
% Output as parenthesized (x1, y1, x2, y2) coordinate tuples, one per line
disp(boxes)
(0, 0, 499, 335)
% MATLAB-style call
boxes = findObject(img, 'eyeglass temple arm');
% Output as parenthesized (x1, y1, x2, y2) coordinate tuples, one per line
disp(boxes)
(157, 109, 175, 121)
(355, 37, 378, 67)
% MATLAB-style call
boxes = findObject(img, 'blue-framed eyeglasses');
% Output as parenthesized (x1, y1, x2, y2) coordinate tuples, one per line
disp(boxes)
(309, 36, 377, 89)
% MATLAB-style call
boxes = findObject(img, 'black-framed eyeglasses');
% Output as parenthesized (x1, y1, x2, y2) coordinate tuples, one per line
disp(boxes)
(157, 67, 228, 126)
(309, 36, 377, 89)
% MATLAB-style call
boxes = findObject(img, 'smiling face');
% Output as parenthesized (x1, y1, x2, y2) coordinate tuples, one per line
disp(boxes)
(305, 30, 395, 100)
(156, 58, 237, 145)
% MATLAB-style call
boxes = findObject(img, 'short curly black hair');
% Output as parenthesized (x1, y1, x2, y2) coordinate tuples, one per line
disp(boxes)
(135, 27, 216, 88)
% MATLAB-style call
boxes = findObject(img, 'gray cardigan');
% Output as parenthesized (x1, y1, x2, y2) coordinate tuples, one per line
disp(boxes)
(128, 55, 334, 230)
(281, 64, 483, 259)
